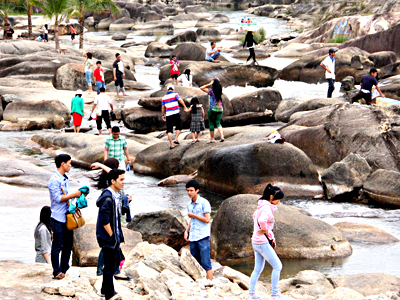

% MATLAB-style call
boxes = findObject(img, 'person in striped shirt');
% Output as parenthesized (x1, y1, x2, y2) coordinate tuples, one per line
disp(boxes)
(161, 85, 188, 149)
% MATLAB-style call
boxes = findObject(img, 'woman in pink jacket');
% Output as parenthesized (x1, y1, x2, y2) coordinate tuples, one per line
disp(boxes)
(248, 184, 285, 299)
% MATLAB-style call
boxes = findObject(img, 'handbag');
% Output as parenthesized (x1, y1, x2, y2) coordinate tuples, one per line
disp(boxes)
(62, 187, 85, 230)
(95, 106, 102, 117)
(257, 219, 275, 249)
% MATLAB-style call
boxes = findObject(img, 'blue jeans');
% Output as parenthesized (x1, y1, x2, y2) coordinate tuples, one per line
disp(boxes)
(85, 71, 92, 87)
(206, 52, 220, 62)
(50, 218, 74, 277)
(327, 78, 335, 98)
(102, 235, 120, 300)
(96, 81, 105, 95)
(249, 242, 282, 295)
(189, 236, 212, 271)
(97, 249, 121, 276)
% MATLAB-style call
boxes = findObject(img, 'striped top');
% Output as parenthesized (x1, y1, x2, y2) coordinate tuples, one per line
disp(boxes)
(162, 91, 181, 117)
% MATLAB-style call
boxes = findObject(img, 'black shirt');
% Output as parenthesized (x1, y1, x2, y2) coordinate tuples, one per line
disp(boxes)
(360, 74, 378, 93)
(113, 59, 124, 76)
(243, 34, 257, 48)
(6, 27, 14, 38)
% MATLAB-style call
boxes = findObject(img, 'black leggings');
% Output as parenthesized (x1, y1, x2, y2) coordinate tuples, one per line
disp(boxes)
(96, 110, 111, 130)
(247, 48, 256, 62)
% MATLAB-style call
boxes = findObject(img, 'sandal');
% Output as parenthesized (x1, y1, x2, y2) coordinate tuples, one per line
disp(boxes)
(53, 273, 64, 280)
(173, 141, 180, 145)
(207, 140, 216, 144)
(114, 274, 131, 281)
(191, 140, 196, 144)
(220, 138, 225, 142)
(170, 146, 174, 149)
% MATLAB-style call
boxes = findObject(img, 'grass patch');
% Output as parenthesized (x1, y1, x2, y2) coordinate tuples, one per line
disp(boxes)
(328, 35, 350, 43)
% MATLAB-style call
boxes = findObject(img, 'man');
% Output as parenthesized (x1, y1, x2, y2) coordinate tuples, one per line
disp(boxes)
(205, 42, 221, 63)
(113, 53, 127, 96)
(70, 25, 76, 41)
(320, 48, 337, 98)
(93, 61, 105, 95)
(161, 84, 188, 149)
(104, 126, 131, 170)
(351, 68, 385, 105)
(48, 154, 82, 279)
(91, 87, 113, 135)
(184, 180, 213, 280)
(5, 24, 14, 40)
(96, 169, 125, 300)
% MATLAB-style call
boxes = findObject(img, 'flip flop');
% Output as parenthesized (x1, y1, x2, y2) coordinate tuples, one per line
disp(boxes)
(114, 275, 132, 281)
(53, 273, 64, 280)
(170, 146, 174, 149)
(207, 140, 216, 144)
(173, 141, 180, 145)
(220, 138, 225, 142)
(191, 140, 196, 144)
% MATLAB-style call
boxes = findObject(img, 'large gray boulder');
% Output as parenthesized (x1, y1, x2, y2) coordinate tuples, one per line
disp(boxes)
(333, 222, 399, 244)
(96, 17, 113, 29)
(210, 13, 229, 23)
(166, 30, 197, 46)
(144, 42, 174, 58)
(111, 32, 127, 40)
(230, 88, 282, 115)
(196, 27, 221, 42)
(363, 169, 400, 207)
(141, 11, 163, 22)
(122, 107, 165, 133)
(211, 195, 352, 260)
(109, 17, 137, 31)
(131, 20, 174, 36)
(124, 2, 147, 19)
(170, 42, 210, 61)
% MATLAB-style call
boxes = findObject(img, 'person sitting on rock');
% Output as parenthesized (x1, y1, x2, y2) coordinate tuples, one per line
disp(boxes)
(351, 68, 385, 105)
(183, 180, 213, 281)
(177, 69, 192, 87)
(205, 42, 221, 63)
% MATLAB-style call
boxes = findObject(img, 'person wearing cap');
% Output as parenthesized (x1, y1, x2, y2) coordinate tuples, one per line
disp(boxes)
(161, 84, 188, 149)
(320, 48, 337, 98)
(351, 68, 385, 105)
(71, 90, 84, 133)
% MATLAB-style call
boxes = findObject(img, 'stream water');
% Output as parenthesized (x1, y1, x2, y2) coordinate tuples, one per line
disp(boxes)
(1, 9, 399, 283)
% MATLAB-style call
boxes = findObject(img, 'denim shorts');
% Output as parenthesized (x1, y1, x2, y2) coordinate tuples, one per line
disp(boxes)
(190, 236, 212, 271)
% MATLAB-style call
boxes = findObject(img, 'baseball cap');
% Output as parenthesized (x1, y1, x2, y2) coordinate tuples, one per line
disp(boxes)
(329, 48, 338, 53)
(167, 84, 174, 91)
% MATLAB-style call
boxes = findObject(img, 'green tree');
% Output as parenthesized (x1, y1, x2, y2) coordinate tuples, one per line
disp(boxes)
(0, 0, 17, 39)
(15, 0, 44, 38)
(41, 0, 71, 49)
(68, 0, 120, 49)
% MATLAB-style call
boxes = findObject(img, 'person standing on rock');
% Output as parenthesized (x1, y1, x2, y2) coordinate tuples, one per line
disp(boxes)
(5, 24, 14, 39)
(170, 55, 180, 86)
(84, 52, 94, 92)
(96, 169, 125, 300)
(320, 48, 337, 98)
(43, 24, 48, 42)
(94, 61, 106, 95)
(200, 78, 225, 143)
(113, 53, 127, 96)
(351, 68, 385, 105)
(205, 41, 221, 63)
(187, 97, 205, 143)
(161, 84, 188, 149)
(248, 184, 286, 299)
(184, 180, 213, 281)
(104, 126, 131, 170)
(70, 25, 76, 42)
(91, 87, 113, 135)
(243, 30, 259, 65)
(48, 154, 83, 280)
(71, 89, 84, 133)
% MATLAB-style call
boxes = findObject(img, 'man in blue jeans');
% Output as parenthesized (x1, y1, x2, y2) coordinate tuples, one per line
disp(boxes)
(184, 180, 213, 280)
(205, 41, 221, 63)
(48, 154, 82, 279)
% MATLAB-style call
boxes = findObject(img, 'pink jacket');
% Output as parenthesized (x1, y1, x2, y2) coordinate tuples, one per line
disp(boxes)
(251, 200, 277, 244)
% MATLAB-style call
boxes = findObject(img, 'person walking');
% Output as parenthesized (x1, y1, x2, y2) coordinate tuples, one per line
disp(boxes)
(205, 42, 221, 63)
(96, 169, 126, 300)
(104, 126, 131, 170)
(94, 61, 106, 95)
(243, 30, 259, 65)
(85, 52, 94, 92)
(183, 180, 213, 280)
(43, 24, 48, 42)
(351, 68, 385, 105)
(248, 184, 287, 299)
(48, 154, 83, 279)
(91, 87, 113, 135)
(70, 24, 76, 42)
(320, 48, 337, 98)
(113, 53, 127, 96)
(161, 84, 188, 149)
(177, 69, 192, 87)
(170, 55, 180, 86)
(34, 206, 52, 264)
(186, 97, 205, 143)
(200, 78, 225, 143)
(71, 89, 84, 133)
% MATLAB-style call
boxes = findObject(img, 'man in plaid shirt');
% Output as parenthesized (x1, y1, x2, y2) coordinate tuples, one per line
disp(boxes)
(104, 126, 131, 170)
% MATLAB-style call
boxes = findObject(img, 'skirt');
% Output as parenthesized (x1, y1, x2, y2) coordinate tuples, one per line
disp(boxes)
(72, 112, 83, 126)
(190, 109, 205, 132)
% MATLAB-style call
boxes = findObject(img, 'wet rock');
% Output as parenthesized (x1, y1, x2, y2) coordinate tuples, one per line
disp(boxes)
(317, 287, 364, 300)
(179, 248, 206, 280)
(166, 30, 198, 46)
(127, 208, 188, 251)
(230, 87, 282, 115)
(195, 18, 216, 27)
(320, 154, 372, 199)
(341, 76, 355, 91)
(144, 42, 174, 58)
(111, 32, 127, 40)
(363, 169, 400, 207)
(196, 27, 221, 42)
(96, 17, 112, 29)
(211, 13, 230, 23)
(333, 222, 399, 244)
(142, 11, 163, 22)
(211, 195, 351, 260)
(131, 20, 174, 36)
(109, 17, 137, 31)
(122, 107, 165, 133)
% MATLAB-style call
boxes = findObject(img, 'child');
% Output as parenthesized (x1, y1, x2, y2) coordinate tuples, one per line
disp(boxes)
(70, 24, 76, 41)
(93, 61, 105, 95)
(186, 97, 205, 143)
(170, 55, 179, 85)
(183, 180, 213, 280)
(34, 206, 52, 264)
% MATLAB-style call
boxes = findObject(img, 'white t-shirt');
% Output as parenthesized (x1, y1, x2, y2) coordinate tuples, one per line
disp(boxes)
(205, 46, 214, 60)
(321, 55, 335, 80)
(178, 74, 193, 87)
(94, 93, 111, 111)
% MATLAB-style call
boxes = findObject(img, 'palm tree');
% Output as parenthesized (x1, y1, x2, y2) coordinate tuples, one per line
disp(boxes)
(0, 0, 17, 39)
(41, 0, 71, 49)
(26, 0, 42, 37)
(68, 0, 120, 49)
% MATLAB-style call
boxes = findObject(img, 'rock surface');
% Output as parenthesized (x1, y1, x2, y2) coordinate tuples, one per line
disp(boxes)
(230, 88, 282, 115)
(363, 169, 400, 207)
(333, 222, 399, 244)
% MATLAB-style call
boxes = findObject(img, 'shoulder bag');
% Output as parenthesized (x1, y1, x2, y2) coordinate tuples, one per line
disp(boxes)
(62, 187, 85, 230)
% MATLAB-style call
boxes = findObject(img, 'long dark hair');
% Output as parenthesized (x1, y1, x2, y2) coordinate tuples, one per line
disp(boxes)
(34, 206, 51, 239)
(184, 69, 191, 81)
(245, 30, 253, 40)
(260, 184, 284, 201)
(190, 97, 199, 115)
(90, 158, 119, 189)
(211, 78, 222, 102)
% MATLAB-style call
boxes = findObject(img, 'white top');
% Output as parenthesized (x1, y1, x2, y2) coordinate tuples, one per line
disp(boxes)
(94, 93, 111, 111)
(205, 46, 214, 60)
(178, 74, 193, 87)
(43, 27, 48, 34)
(321, 55, 335, 79)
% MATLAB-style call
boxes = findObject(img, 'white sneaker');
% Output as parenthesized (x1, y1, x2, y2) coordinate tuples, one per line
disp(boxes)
(248, 295, 262, 300)
(271, 293, 286, 299)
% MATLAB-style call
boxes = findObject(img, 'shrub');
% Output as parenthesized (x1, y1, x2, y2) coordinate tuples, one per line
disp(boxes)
(328, 35, 350, 43)
(240, 28, 267, 44)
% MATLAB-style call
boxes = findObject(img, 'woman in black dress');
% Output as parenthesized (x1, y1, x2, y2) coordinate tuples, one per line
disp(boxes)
(243, 30, 258, 65)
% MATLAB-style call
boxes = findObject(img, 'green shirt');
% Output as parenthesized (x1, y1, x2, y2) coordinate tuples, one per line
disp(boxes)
(104, 135, 128, 162)
(71, 96, 84, 116)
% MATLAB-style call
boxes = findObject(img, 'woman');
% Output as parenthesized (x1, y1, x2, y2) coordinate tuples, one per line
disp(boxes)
(243, 30, 258, 65)
(71, 89, 84, 133)
(248, 184, 286, 299)
(200, 79, 224, 143)
(34, 206, 52, 264)
(85, 52, 94, 92)
(43, 24, 48, 42)
(177, 69, 193, 87)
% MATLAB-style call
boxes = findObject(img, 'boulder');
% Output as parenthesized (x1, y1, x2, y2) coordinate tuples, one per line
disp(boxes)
(131, 21, 174, 36)
(195, 18, 216, 28)
(145, 42, 175, 58)
(340, 75, 355, 91)
(141, 11, 163, 22)
(196, 27, 221, 42)
(105, 80, 151, 91)
(220, 27, 235, 35)
(284, 270, 335, 297)
(367, 51, 396, 68)
(111, 32, 127, 41)
(122, 107, 165, 133)
(109, 17, 137, 31)
(73, 222, 142, 266)
(0, 40, 63, 55)
(210, 13, 229, 23)
(127, 209, 188, 251)
(211, 195, 352, 260)
(163, 7, 178, 16)
(150, 86, 204, 98)
(170, 42, 209, 61)
(84, 16, 95, 26)
(170, 13, 203, 22)
(333, 222, 399, 244)
(184, 5, 211, 18)
(230, 88, 282, 115)
(317, 287, 364, 300)
(138, 97, 163, 111)
(124, 2, 147, 19)
(221, 111, 275, 127)
(165, 30, 198, 46)
(96, 17, 113, 29)
(363, 169, 400, 207)
(179, 248, 206, 280)
(320, 154, 372, 199)
(232, 49, 271, 59)
(115, 8, 131, 19)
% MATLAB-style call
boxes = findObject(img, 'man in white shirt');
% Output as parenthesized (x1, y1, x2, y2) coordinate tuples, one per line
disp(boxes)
(205, 42, 221, 63)
(91, 87, 114, 135)
(320, 48, 337, 98)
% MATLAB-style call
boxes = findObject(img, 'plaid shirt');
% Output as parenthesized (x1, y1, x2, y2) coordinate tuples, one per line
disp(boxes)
(104, 135, 128, 162)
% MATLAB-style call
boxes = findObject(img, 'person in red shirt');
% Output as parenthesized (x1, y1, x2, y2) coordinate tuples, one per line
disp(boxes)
(94, 61, 106, 95)
(70, 25, 76, 41)
(170, 55, 179, 86)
